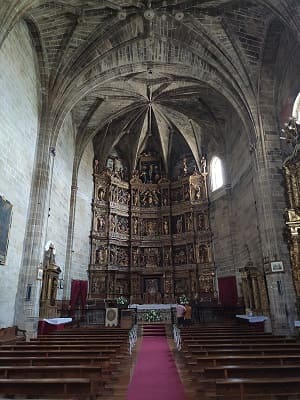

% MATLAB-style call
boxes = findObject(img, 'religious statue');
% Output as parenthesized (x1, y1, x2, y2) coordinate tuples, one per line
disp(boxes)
(163, 218, 169, 235)
(93, 159, 99, 174)
(97, 215, 105, 231)
(147, 220, 155, 235)
(110, 214, 116, 232)
(183, 158, 188, 176)
(96, 247, 106, 264)
(140, 166, 149, 183)
(188, 245, 194, 263)
(199, 245, 208, 263)
(176, 216, 183, 233)
(132, 189, 139, 206)
(200, 156, 207, 174)
(133, 218, 138, 235)
(187, 214, 193, 231)
(184, 187, 190, 201)
(198, 214, 205, 230)
(152, 189, 160, 206)
(49, 276, 58, 306)
(164, 248, 171, 265)
(153, 165, 161, 183)
(98, 187, 106, 201)
(132, 249, 139, 265)
(178, 249, 186, 264)
(162, 192, 168, 206)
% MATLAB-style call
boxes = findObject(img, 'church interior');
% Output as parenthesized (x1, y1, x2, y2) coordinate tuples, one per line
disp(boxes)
(0, 0, 300, 398)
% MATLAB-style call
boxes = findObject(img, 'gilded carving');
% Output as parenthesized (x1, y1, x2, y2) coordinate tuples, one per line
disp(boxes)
(89, 151, 212, 303)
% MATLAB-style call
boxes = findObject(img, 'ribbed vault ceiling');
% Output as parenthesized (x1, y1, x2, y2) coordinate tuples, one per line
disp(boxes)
(12, 0, 296, 170)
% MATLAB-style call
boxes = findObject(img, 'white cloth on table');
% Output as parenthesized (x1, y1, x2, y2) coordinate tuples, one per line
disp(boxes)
(42, 318, 72, 325)
(129, 304, 176, 310)
(236, 314, 268, 323)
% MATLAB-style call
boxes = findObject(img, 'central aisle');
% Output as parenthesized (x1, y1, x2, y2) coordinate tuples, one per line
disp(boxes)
(126, 335, 187, 400)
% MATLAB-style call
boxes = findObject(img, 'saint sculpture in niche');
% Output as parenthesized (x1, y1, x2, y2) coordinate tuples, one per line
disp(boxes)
(98, 187, 106, 201)
(176, 216, 183, 233)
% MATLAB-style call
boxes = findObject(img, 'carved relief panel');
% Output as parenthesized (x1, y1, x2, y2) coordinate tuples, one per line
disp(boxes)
(90, 272, 106, 298)
(109, 245, 129, 267)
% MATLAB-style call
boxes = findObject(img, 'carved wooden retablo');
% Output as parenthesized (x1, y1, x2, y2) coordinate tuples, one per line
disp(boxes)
(89, 152, 215, 304)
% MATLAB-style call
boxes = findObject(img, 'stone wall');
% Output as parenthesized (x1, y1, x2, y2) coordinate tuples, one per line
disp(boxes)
(45, 114, 75, 300)
(0, 22, 39, 327)
(71, 142, 94, 281)
(210, 116, 262, 295)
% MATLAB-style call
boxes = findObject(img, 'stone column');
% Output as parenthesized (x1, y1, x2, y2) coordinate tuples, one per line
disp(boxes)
(63, 171, 78, 300)
(14, 129, 54, 338)
(251, 142, 296, 334)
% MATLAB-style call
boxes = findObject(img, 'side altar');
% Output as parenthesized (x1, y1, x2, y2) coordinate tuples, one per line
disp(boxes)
(129, 304, 176, 324)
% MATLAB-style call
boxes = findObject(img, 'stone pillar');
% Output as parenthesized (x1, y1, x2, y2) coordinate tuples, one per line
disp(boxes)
(251, 144, 296, 334)
(63, 175, 78, 300)
(14, 130, 54, 338)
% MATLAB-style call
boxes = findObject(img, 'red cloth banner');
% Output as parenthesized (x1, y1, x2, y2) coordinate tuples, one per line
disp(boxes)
(218, 276, 238, 307)
(70, 279, 88, 315)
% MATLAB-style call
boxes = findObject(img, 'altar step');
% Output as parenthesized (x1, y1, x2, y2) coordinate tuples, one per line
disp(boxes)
(142, 324, 166, 337)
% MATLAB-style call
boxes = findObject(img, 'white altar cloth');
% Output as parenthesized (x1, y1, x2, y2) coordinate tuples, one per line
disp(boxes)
(43, 318, 72, 325)
(236, 314, 268, 323)
(129, 304, 176, 310)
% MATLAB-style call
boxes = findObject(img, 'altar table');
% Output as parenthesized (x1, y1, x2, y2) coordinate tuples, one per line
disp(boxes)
(128, 304, 176, 324)
(236, 314, 268, 332)
(38, 317, 72, 335)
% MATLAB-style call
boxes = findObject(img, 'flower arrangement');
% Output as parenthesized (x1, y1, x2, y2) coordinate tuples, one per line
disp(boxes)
(179, 294, 189, 305)
(144, 309, 162, 322)
(116, 296, 128, 305)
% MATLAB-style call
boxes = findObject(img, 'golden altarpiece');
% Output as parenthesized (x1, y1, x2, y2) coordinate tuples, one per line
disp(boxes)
(88, 152, 215, 304)
(283, 123, 300, 314)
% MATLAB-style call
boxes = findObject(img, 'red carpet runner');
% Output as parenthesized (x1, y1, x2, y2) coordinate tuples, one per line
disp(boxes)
(126, 336, 187, 400)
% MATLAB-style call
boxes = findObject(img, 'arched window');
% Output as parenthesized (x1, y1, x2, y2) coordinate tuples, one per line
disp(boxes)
(211, 156, 223, 191)
(292, 93, 300, 123)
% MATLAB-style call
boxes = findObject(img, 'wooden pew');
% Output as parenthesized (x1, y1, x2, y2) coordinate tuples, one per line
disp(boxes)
(185, 342, 300, 351)
(204, 364, 300, 379)
(216, 377, 300, 399)
(177, 322, 300, 399)
(0, 348, 120, 358)
(0, 377, 102, 399)
(183, 346, 300, 357)
(185, 354, 300, 368)
(181, 333, 274, 339)
(181, 337, 295, 344)
(0, 355, 114, 366)
(0, 364, 109, 379)
(0, 343, 125, 351)
(0, 326, 131, 399)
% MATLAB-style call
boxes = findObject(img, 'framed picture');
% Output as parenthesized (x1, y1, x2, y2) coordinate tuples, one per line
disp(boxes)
(0, 195, 13, 265)
(37, 268, 44, 280)
(271, 261, 284, 273)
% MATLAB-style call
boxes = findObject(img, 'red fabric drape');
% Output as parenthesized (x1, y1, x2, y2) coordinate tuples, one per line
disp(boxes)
(218, 276, 238, 307)
(70, 280, 88, 311)
(80, 281, 88, 308)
